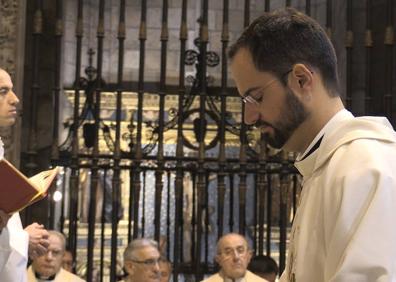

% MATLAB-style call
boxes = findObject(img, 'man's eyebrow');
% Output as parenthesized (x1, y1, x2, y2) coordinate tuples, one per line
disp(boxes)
(242, 86, 261, 98)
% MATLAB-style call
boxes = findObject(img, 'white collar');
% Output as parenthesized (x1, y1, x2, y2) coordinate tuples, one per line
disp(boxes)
(294, 109, 353, 177)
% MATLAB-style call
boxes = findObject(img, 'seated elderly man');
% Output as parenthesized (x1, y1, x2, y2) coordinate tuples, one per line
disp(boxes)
(122, 238, 161, 282)
(27, 230, 85, 282)
(202, 233, 267, 282)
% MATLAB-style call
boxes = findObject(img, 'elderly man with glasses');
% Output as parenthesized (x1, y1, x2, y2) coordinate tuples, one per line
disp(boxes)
(201, 233, 267, 282)
(122, 238, 161, 282)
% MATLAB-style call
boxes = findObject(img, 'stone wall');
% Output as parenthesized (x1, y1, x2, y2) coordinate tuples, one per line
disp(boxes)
(0, 0, 26, 165)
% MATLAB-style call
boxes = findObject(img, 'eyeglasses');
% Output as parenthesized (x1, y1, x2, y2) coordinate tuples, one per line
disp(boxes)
(130, 258, 161, 267)
(241, 69, 293, 105)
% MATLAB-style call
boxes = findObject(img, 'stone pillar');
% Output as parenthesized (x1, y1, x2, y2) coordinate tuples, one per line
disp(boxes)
(0, 0, 27, 166)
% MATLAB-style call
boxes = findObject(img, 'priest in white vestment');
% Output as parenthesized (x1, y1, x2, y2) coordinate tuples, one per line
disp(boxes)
(228, 8, 396, 282)
(0, 68, 50, 282)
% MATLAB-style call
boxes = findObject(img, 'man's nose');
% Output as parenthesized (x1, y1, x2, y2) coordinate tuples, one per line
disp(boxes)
(8, 90, 19, 105)
(152, 261, 160, 272)
(45, 252, 53, 260)
(243, 104, 260, 125)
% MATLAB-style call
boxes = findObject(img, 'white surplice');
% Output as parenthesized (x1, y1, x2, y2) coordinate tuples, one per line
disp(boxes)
(0, 137, 29, 282)
(280, 110, 396, 282)
(201, 270, 268, 282)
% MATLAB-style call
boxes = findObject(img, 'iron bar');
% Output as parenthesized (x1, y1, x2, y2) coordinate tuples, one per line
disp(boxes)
(279, 174, 288, 274)
(292, 173, 298, 217)
(257, 137, 267, 255)
(229, 175, 234, 232)
(48, 0, 63, 231)
(191, 171, 197, 261)
(131, 0, 147, 241)
(51, 0, 62, 167)
(166, 171, 171, 257)
(266, 174, 272, 255)
(253, 174, 257, 253)
(217, 0, 229, 240)
(86, 1, 105, 280)
(173, 0, 188, 280)
(59, 170, 67, 233)
(265, 0, 270, 12)
(345, 0, 353, 110)
(238, 0, 251, 235)
(306, 0, 311, 16)
(109, 0, 125, 280)
(384, 0, 394, 121)
(365, 0, 373, 114)
(68, 0, 84, 259)
(142, 171, 147, 237)
(154, 0, 169, 242)
(326, 0, 332, 38)
(244, 0, 250, 28)
(25, 0, 42, 177)
(100, 170, 107, 282)
(195, 0, 209, 279)
(204, 172, 210, 265)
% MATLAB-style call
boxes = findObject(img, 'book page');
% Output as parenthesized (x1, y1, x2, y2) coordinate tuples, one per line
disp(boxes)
(29, 167, 59, 194)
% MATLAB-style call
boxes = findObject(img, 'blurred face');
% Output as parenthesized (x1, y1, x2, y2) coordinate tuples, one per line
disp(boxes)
(159, 261, 171, 282)
(230, 48, 308, 149)
(215, 234, 252, 279)
(0, 69, 19, 127)
(32, 235, 64, 278)
(124, 246, 161, 282)
(62, 251, 73, 272)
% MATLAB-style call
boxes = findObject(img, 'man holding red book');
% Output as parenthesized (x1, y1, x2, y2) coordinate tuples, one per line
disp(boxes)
(0, 68, 50, 282)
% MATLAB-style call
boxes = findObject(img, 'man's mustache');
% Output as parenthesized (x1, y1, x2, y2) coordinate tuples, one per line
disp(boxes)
(247, 120, 274, 130)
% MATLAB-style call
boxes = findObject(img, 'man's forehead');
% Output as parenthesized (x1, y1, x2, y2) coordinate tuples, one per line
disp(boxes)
(219, 235, 247, 249)
(230, 49, 275, 95)
(135, 245, 160, 258)
(0, 70, 12, 85)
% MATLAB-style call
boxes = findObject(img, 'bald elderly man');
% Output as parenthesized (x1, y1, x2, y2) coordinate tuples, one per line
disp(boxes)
(202, 233, 267, 282)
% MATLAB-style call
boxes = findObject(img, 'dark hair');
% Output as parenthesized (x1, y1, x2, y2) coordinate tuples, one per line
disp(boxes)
(248, 255, 279, 275)
(228, 8, 339, 96)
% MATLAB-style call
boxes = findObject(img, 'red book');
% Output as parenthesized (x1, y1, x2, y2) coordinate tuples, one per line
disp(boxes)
(0, 159, 59, 214)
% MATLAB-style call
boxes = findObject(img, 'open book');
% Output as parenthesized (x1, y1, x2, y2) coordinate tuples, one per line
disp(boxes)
(0, 159, 59, 214)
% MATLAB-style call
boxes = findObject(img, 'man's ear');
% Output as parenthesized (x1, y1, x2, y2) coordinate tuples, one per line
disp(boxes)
(215, 254, 221, 265)
(289, 63, 314, 98)
(124, 261, 135, 275)
(246, 250, 253, 263)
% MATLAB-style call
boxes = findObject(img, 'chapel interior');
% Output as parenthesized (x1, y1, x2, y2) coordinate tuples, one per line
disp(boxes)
(0, 0, 395, 281)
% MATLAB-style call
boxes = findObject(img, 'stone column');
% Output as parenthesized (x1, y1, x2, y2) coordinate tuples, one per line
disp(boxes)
(0, 0, 27, 166)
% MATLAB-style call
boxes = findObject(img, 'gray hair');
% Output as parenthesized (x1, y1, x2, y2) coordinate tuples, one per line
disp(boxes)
(123, 238, 159, 262)
(48, 230, 66, 251)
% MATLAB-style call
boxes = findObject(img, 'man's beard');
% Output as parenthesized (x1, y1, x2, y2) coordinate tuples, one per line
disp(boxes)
(256, 87, 309, 149)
